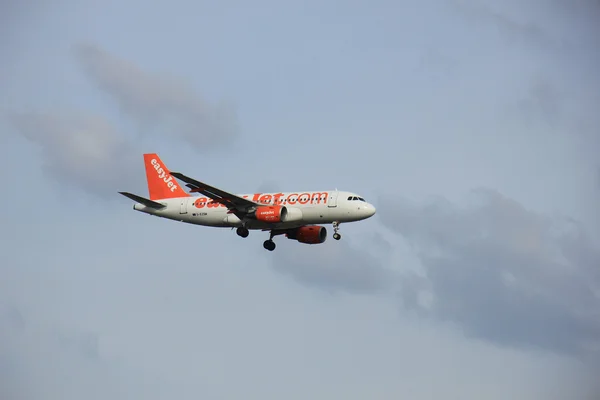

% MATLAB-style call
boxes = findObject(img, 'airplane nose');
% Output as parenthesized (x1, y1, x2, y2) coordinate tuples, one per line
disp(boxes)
(365, 203, 376, 217)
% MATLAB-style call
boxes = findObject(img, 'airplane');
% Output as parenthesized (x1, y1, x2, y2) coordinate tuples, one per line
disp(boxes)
(119, 153, 377, 251)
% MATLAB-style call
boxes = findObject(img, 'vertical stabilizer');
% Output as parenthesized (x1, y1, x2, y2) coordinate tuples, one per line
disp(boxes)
(143, 153, 191, 200)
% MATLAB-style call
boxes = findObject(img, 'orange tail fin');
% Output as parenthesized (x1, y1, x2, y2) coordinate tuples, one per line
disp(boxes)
(143, 153, 191, 200)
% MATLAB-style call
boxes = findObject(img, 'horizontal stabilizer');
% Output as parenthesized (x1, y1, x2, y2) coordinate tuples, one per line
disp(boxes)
(118, 192, 166, 209)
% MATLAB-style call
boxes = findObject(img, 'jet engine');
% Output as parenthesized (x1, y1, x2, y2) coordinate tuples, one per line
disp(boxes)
(255, 206, 285, 222)
(253, 206, 303, 223)
(286, 225, 327, 244)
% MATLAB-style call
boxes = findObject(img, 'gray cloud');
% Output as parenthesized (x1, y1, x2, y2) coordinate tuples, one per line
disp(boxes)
(5, 42, 240, 199)
(272, 187, 600, 360)
(514, 77, 562, 127)
(72, 43, 238, 151)
(0, 303, 172, 400)
(378, 188, 600, 358)
(449, 0, 558, 49)
(271, 237, 397, 296)
(8, 111, 142, 198)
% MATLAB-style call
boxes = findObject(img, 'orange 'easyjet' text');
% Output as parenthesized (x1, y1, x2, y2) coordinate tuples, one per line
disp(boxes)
(193, 192, 328, 209)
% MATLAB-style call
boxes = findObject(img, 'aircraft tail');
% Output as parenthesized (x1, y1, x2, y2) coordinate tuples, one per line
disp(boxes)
(143, 153, 191, 200)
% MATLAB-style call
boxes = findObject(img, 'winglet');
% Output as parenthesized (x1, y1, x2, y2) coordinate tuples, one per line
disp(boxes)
(119, 192, 166, 209)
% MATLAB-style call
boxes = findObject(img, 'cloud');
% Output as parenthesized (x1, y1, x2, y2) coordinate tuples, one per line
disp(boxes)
(271, 237, 397, 296)
(512, 77, 563, 127)
(449, 0, 558, 48)
(378, 188, 600, 358)
(0, 304, 26, 399)
(72, 43, 238, 151)
(0, 303, 172, 400)
(5, 42, 241, 199)
(270, 187, 600, 361)
(8, 111, 141, 198)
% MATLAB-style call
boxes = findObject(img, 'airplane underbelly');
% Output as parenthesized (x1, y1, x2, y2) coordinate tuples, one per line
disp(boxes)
(298, 207, 322, 223)
(187, 208, 229, 226)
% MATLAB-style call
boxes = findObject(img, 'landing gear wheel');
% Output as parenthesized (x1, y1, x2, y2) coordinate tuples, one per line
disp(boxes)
(332, 221, 341, 240)
(236, 227, 249, 238)
(263, 240, 276, 251)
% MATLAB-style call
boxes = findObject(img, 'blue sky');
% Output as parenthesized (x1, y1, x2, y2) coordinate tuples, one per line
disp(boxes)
(1, 0, 599, 398)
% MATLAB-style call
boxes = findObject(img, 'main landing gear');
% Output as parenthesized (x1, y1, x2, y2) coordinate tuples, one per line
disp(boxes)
(332, 221, 341, 240)
(263, 239, 276, 251)
(263, 231, 276, 251)
(236, 225, 276, 251)
(236, 224, 340, 251)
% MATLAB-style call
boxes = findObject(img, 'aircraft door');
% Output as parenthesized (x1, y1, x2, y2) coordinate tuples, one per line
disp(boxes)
(180, 198, 188, 214)
(327, 190, 338, 208)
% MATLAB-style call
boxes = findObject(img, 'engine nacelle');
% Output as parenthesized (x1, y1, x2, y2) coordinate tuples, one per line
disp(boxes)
(281, 207, 303, 223)
(254, 206, 304, 223)
(286, 225, 327, 244)
(223, 214, 242, 226)
(255, 206, 286, 222)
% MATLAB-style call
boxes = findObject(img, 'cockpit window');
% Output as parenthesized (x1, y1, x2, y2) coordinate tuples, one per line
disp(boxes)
(347, 196, 367, 202)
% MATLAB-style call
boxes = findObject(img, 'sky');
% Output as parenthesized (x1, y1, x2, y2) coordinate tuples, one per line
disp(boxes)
(1, 0, 600, 398)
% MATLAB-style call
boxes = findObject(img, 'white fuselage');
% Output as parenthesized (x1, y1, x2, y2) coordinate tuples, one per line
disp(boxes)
(132, 189, 376, 230)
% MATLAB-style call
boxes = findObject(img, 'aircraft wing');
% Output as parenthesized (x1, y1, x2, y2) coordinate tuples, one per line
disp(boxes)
(170, 172, 258, 212)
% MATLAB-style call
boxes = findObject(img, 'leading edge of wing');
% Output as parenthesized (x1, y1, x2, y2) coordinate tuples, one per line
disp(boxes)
(170, 172, 257, 211)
